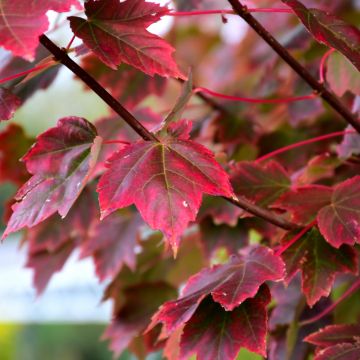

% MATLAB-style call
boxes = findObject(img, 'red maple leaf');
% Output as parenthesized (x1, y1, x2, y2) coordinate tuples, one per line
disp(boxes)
(149, 246, 284, 335)
(282, 0, 360, 71)
(69, 0, 184, 78)
(3, 117, 102, 239)
(0, 0, 81, 60)
(281, 228, 358, 306)
(179, 286, 271, 359)
(97, 129, 234, 252)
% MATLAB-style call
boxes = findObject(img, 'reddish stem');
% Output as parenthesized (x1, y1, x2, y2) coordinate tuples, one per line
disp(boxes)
(103, 140, 131, 145)
(319, 48, 335, 83)
(194, 87, 317, 104)
(275, 220, 317, 256)
(256, 130, 356, 163)
(168, 8, 292, 17)
(300, 278, 360, 326)
(66, 34, 76, 51)
(0, 63, 51, 85)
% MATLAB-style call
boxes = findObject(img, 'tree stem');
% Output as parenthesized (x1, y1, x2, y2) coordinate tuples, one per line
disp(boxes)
(39, 34, 158, 142)
(39, 34, 299, 232)
(227, 0, 360, 133)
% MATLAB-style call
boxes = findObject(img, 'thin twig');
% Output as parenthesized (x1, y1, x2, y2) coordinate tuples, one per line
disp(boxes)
(227, 0, 360, 133)
(39, 34, 299, 231)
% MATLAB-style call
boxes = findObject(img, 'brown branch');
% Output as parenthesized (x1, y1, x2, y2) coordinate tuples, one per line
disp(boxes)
(39, 34, 158, 142)
(227, 0, 360, 133)
(39, 34, 299, 231)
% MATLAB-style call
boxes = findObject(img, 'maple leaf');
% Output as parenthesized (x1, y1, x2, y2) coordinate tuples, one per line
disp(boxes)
(81, 210, 144, 281)
(314, 343, 360, 360)
(317, 176, 360, 248)
(26, 241, 75, 295)
(199, 217, 248, 258)
(0, 0, 81, 60)
(27, 188, 96, 254)
(305, 324, 360, 348)
(282, 0, 360, 71)
(281, 228, 358, 307)
(81, 55, 167, 109)
(180, 285, 271, 360)
(149, 246, 284, 335)
(0, 124, 33, 184)
(103, 282, 177, 356)
(97, 132, 234, 251)
(3, 117, 102, 239)
(273, 185, 332, 225)
(230, 160, 291, 207)
(69, 0, 184, 78)
(0, 88, 21, 121)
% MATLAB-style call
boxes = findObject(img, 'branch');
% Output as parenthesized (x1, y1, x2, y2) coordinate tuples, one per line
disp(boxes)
(227, 0, 360, 133)
(39, 34, 158, 142)
(39, 34, 299, 232)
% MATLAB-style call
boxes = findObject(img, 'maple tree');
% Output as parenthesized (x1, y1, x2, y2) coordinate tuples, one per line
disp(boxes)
(0, 0, 360, 359)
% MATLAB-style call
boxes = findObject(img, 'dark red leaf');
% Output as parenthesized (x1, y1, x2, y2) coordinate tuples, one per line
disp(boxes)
(26, 241, 75, 295)
(199, 217, 248, 258)
(81, 55, 167, 109)
(314, 343, 360, 360)
(27, 188, 96, 254)
(273, 185, 332, 225)
(305, 324, 360, 348)
(282, 0, 360, 71)
(0, 124, 33, 184)
(318, 176, 360, 248)
(81, 210, 144, 281)
(103, 282, 177, 356)
(3, 117, 102, 239)
(98, 134, 234, 252)
(180, 285, 271, 359)
(149, 246, 284, 335)
(0, 0, 81, 60)
(0, 88, 21, 121)
(69, 0, 184, 78)
(230, 160, 291, 207)
(269, 276, 302, 330)
(281, 228, 358, 306)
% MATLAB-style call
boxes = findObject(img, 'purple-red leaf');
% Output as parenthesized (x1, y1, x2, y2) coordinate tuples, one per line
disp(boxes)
(81, 55, 167, 109)
(0, 88, 21, 120)
(305, 324, 360, 348)
(98, 135, 233, 251)
(81, 210, 144, 281)
(314, 343, 360, 360)
(273, 185, 332, 225)
(179, 285, 271, 360)
(318, 176, 360, 248)
(103, 282, 177, 356)
(26, 241, 75, 295)
(0, 0, 81, 60)
(69, 0, 183, 78)
(27, 188, 96, 254)
(3, 117, 102, 239)
(149, 246, 284, 335)
(230, 160, 291, 207)
(0, 124, 33, 184)
(282, 0, 360, 71)
(199, 217, 248, 258)
(281, 228, 358, 306)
